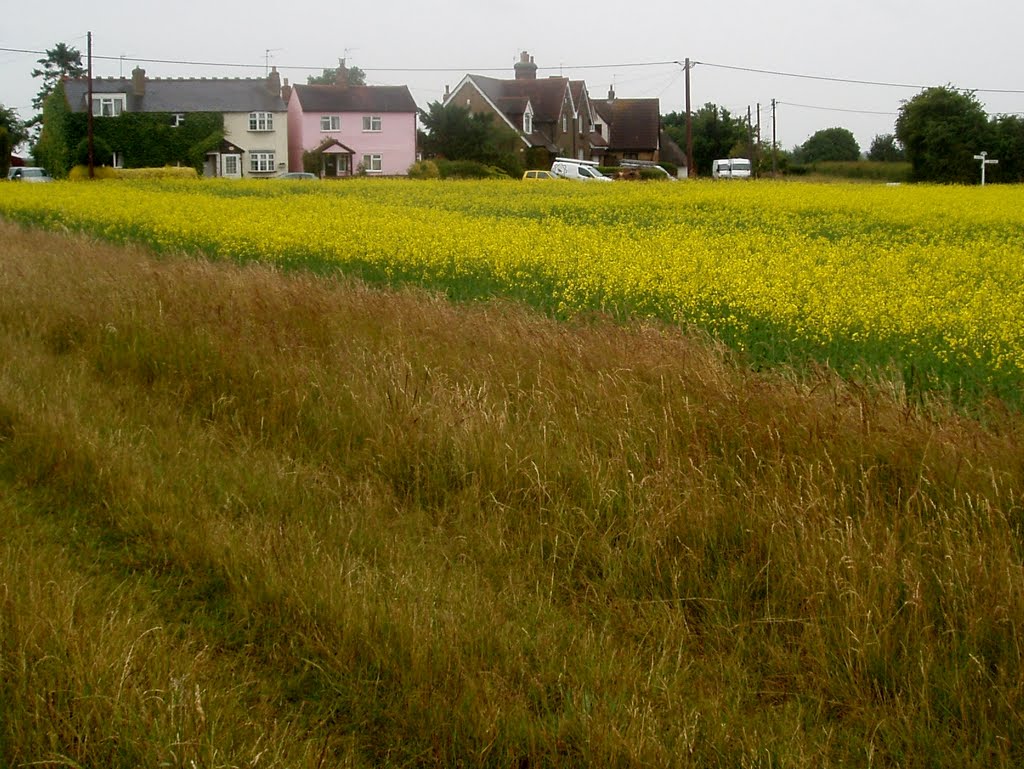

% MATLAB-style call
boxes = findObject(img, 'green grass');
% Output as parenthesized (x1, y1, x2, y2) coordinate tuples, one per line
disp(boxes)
(1, 220, 1023, 767)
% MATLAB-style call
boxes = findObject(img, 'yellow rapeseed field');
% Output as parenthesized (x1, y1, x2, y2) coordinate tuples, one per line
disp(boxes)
(2, 177, 1022, 403)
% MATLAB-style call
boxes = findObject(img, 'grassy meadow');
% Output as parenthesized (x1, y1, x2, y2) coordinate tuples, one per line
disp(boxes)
(1, 216, 1023, 767)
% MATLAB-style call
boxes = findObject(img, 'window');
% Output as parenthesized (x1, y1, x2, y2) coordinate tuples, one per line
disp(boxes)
(111, 151, 124, 168)
(92, 95, 126, 117)
(223, 155, 239, 176)
(320, 115, 341, 131)
(561, 114, 568, 132)
(171, 113, 185, 127)
(362, 115, 382, 132)
(248, 112, 274, 131)
(249, 152, 276, 173)
(523, 112, 532, 134)
(361, 154, 382, 173)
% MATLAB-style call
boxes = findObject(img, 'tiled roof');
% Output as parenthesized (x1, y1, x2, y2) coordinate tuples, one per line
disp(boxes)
(469, 75, 569, 123)
(594, 98, 660, 151)
(65, 77, 287, 113)
(293, 84, 417, 113)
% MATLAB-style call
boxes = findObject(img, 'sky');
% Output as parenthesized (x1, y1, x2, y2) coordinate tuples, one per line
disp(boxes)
(3, 0, 1023, 155)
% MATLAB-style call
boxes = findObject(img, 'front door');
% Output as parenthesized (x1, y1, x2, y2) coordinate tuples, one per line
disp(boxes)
(324, 154, 351, 178)
(222, 154, 241, 179)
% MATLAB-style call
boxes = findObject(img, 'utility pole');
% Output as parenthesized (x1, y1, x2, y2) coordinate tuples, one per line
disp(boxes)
(755, 103, 761, 178)
(746, 105, 753, 160)
(771, 98, 777, 178)
(684, 58, 693, 178)
(87, 31, 94, 179)
(973, 151, 998, 186)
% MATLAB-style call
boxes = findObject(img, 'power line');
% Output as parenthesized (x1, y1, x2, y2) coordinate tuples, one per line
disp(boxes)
(694, 59, 1024, 95)
(777, 101, 898, 116)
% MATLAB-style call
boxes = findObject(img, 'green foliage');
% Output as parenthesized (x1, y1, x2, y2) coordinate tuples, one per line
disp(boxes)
(989, 114, 1024, 183)
(68, 164, 121, 180)
(30, 42, 85, 133)
(435, 159, 509, 179)
(420, 101, 523, 177)
(64, 111, 224, 172)
(1, 104, 29, 176)
(33, 82, 72, 177)
(116, 166, 199, 180)
(75, 136, 113, 167)
(406, 159, 440, 179)
(796, 127, 861, 163)
(868, 133, 906, 162)
(663, 104, 748, 177)
(896, 86, 990, 184)
(306, 60, 367, 86)
(792, 160, 912, 183)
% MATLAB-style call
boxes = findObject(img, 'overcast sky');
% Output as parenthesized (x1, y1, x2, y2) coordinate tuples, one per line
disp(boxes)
(3, 0, 1023, 154)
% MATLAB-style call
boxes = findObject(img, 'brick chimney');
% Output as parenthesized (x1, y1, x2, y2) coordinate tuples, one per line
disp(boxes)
(514, 51, 537, 80)
(335, 58, 349, 89)
(281, 77, 292, 104)
(267, 66, 281, 96)
(608, 84, 616, 101)
(132, 66, 146, 97)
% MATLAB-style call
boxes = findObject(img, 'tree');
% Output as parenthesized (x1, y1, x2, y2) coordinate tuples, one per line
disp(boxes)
(307, 60, 367, 86)
(868, 133, 905, 162)
(988, 115, 1024, 183)
(33, 81, 72, 177)
(1, 104, 29, 177)
(796, 127, 860, 163)
(31, 42, 85, 115)
(663, 104, 747, 177)
(895, 86, 990, 184)
(418, 101, 521, 176)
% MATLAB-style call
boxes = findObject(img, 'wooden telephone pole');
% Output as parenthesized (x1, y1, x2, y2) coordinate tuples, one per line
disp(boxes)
(87, 31, 94, 179)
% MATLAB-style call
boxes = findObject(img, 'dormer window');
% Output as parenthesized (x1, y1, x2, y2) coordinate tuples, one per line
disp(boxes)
(523, 111, 533, 134)
(92, 94, 126, 117)
(171, 113, 185, 127)
(562, 114, 568, 133)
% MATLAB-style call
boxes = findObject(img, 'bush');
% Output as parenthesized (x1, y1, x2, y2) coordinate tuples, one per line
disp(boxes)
(75, 137, 113, 167)
(407, 160, 440, 179)
(436, 160, 509, 179)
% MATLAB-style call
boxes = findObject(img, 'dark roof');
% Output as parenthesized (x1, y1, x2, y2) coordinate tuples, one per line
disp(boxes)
(469, 75, 569, 123)
(65, 76, 286, 113)
(293, 84, 417, 113)
(594, 98, 661, 151)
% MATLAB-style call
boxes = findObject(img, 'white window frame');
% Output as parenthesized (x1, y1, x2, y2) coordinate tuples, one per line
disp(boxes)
(562, 114, 568, 133)
(361, 153, 382, 173)
(248, 111, 274, 132)
(523, 111, 533, 134)
(249, 151, 276, 173)
(92, 94, 126, 117)
(111, 151, 124, 169)
(320, 115, 341, 132)
(362, 115, 382, 132)
(171, 113, 185, 127)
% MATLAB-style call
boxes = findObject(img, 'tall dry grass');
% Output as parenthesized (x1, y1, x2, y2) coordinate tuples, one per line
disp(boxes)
(1, 219, 1022, 768)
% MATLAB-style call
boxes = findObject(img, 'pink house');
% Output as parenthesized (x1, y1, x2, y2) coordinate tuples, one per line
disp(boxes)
(287, 80, 418, 177)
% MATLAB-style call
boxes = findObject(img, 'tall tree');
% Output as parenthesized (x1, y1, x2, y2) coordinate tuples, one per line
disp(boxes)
(418, 101, 522, 176)
(307, 60, 367, 86)
(895, 86, 990, 184)
(31, 42, 85, 114)
(868, 133, 905, 162)
(796, 127, 860, 163)
(33, 81, 72, 177)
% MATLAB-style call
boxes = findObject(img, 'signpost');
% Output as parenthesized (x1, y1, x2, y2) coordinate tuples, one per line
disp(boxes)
(973, 151, 998, 186)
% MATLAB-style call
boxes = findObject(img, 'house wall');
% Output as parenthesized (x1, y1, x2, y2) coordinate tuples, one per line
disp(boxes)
(291, 107, 417, 176)
(223, 111, 289, 177)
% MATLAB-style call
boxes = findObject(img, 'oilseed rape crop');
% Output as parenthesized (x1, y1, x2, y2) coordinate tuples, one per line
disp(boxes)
(2, 178, 1022, 405)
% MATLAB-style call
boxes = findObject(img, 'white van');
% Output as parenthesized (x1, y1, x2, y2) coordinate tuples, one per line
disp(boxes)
(711, 158, 752, 179)
(550, 157, 613, 182)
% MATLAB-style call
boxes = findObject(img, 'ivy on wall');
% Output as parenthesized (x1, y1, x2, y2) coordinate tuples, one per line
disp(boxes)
(64, 111, 224, 172)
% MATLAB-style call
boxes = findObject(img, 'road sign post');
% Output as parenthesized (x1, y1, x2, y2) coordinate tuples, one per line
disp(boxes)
(973, 151, 999, 186)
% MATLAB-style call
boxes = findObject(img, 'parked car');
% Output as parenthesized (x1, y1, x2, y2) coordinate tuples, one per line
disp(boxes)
(550, 158, 613, 182)
(275, 171, 317, 180)
(523, 170, 556, 180)
(6, 167, 53, 182)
